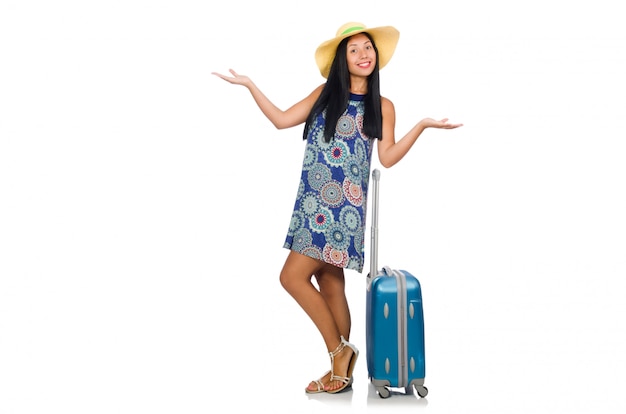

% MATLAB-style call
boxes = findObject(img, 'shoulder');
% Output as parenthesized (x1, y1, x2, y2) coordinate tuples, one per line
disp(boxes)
(312, 83, 325, 96)
(302, 83, 325, 102)
(296, 83, 325, 108)
(381, 96, 395, 113)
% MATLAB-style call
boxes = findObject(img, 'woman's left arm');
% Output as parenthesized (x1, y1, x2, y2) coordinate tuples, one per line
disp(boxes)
(377, 97, 462, 168)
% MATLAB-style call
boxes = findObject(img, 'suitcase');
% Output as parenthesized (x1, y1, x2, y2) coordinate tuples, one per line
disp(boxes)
(366, 168, 428, 399)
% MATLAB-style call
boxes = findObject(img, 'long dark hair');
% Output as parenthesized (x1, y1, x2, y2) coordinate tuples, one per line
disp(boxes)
(303, 32, 383, 143)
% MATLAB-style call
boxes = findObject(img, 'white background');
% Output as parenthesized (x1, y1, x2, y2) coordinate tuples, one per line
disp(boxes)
(1, 1, 625, 413)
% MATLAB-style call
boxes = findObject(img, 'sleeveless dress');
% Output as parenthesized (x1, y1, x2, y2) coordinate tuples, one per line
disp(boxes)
(283, 93, 374, 273)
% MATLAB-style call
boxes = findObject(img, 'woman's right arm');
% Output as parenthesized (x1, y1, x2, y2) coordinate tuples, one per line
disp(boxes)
(212, 69, 323, 130)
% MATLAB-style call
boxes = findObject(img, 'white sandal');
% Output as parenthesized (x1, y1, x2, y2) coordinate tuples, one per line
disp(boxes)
(327, 336, 359, 394)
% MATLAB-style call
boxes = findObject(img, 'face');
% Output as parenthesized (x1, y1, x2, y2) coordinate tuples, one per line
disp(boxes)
(345, 33, 377, 76)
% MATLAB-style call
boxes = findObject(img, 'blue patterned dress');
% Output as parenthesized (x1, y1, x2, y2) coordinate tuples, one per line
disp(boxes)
(283, 93, 374, 272)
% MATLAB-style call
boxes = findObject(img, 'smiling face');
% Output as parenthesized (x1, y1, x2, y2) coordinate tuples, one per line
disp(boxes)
(345, 33, 377, 77)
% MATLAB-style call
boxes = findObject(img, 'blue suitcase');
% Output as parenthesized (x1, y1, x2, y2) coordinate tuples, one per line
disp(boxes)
(366, 169, 428, 399)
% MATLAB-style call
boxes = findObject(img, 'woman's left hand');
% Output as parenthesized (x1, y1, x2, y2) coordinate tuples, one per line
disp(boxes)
(421, 118, 463, 129)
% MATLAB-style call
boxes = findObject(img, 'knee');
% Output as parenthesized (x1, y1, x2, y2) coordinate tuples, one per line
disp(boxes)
(279, 269, 294, 293)
(280, 268, 310, 295)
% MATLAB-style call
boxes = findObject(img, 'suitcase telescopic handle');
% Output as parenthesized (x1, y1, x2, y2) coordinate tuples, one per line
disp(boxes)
(368, 169, 381, 286)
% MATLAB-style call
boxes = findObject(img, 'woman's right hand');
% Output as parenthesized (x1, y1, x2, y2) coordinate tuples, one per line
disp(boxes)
(211, 69, 252, 88)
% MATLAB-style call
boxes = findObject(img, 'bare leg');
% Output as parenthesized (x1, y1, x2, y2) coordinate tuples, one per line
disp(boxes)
(279, 251, 342, 350)
(315, 266, 351, 341)
(279, 251, 356, 392)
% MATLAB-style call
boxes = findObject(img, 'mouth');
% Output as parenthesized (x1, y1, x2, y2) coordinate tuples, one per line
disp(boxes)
(357, 61, 372, 69)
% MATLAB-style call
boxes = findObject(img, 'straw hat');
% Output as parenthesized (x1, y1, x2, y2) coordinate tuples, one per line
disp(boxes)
(315, 22, 400, 78)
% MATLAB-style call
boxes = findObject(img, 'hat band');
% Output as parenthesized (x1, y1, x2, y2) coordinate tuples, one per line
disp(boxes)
(340, 26, 365, 36)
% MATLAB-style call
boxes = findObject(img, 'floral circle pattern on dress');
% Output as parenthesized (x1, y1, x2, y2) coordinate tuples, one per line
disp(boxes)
(287, 210, 305, 236)
(320, 181, 345, 208)
(336, 114, 356, 138)
(301, 245, 322, 260)
(354, 137, 367, 164)
(326, 221, 350, 251)
(300, 192, 319, 217)
(307, 163, 332, 191)
(323, 244, 349, 268)
(292, 228, 313, 252)
(343, 178, 363, 206)
(324, 141, 349, 167)
(339, 205, 361, 234)
(344, 155, 362, 183)
(310, 206, 333, 233)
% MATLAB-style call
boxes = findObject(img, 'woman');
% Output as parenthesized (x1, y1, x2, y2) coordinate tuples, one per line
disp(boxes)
(212, 22, 462, 394)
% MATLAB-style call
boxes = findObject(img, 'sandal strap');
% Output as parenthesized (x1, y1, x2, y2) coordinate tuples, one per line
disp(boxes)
(311, 379, 324, 391)
(329, 374, 350, 385)
(328, 337, 347, 358)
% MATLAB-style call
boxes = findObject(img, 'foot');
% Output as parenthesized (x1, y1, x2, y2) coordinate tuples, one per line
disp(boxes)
(326, 336, 359, 393)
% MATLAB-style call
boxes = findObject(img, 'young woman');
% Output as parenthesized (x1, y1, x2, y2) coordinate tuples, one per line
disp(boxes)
(212, 22, 462, 394)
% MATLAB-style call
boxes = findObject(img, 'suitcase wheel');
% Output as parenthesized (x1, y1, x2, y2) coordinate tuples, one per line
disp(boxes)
(415, 385, 428, 398)
(376, 386, 390, 399)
